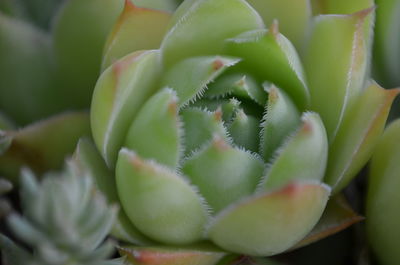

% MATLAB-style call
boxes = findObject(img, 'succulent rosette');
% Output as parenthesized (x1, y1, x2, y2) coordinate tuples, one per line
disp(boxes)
(80, 0, 398, 263)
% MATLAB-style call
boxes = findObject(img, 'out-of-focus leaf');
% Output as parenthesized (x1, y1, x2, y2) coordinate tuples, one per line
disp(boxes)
(367, 119, 400, 265)
(0, 112, 91, 182)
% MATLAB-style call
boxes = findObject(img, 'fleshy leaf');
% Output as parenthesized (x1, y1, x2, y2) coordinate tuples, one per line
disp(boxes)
(102, 1, 171, 69)
(161, 0, 264, 66)
(124, 88, 181, 168)
(0, 13, 56, 124)
(225, 24, 309, 110)
(182, 136, 264, 213)
(0, 112, 90, 182)
(205, 74, 267, 106)
(228, 109, 261, 152)
(312, 0, 375, 16)
(181, 108, 227, 156)
(294, 195, 363, 249)
(367, 119, 400, 265)
(160, 56, 240, 107)
(73, 138, 154, 246)
(53, 0, 124, 108)
(260, 86, 300, 162)
(119, 246, 226, 265)
(246, 0, 312, 50)
(116, 149, 208, 244)
(324, 83, 399, 193)
(74, 138, 118, 202)
(373, 0, 400, 88)
(304, 8, 374, 141)
(208, 182, 330, 256)
(260, 112, 328, 191)
(91, 50, 161, 167)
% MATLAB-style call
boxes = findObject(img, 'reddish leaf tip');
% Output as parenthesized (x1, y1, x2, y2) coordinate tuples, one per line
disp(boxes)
(214, 107, 223, 121)
(124, 0, 136, 11)
(268, 86, 279, 103)
(212, 135, 229, 151)
(269, 19, 280, 38)
(212, 59, 225, 71)
(351, 5, 376, 20)
(168, 101, 178, 116)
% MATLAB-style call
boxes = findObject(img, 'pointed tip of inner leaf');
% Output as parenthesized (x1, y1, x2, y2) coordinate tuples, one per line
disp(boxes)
(351, 5, 376, 20)
(269, 19, 280, 37)
(214, 107, 223, 122)
(212, 135, 230, 151)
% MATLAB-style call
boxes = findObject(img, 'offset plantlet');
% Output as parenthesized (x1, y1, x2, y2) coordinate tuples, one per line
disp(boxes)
(0, 160, 123, 265)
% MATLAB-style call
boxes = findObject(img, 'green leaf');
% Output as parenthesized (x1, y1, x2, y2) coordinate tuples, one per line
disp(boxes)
(324, 83, 399, 193)
(120, 245, 226, 265)
(161, 56, 240, 107)
(124, 88, 182, 168)
(260, 86, 300, 162)
(294, 195, 363, 249)
(246, 0, 312, 50)
(116, 149, 209, 244)
(208, 181, 330, 256)
(205, 74, 267, 106)
(102, 1, 171, 69)
(260, 112, 328, 191)
(0, 14, 56, 124)
(312, 0, 375, 15)
(160, 0, 264, 66)
(53, 0, 124, 109)
(180, 108, 228, 156)
(228, 109, 261, 152)
(0, 112, 91, 182)
(91, 50, 161, 167)
(304, 8, 374, 141)
(373, 0, 400, 88)
(225, 24, 309, 110)
(182, 136, 264, 213)
(367, 119, 400, 265)
(74, 138, 154, 246)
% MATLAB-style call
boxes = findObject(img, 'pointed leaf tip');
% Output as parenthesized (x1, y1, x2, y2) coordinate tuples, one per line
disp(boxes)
(116, 150, 208, 244)
(208, 181, 330, 256)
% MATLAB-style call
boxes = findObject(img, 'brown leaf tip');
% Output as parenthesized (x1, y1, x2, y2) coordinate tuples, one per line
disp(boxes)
(214, 107, 223, 121)
(351, 6, 376, 21)
(268, 86, 279, 104)
(124, 0, 136, 11)
(212, 59, 225, 71)
(212, 135, 229, 151)
(301, 119, 313, 134)
(168, 100, 178, 115)
(129, 152, 145, 169)
(269, 19, 280, 38)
